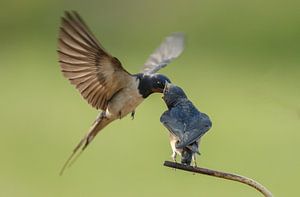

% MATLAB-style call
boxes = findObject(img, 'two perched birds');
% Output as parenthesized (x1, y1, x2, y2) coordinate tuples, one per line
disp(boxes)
(58, 11, 211, 174)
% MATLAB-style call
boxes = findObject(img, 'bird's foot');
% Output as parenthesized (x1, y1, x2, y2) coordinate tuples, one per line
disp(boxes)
(171, 152, 177, 162)
(171, 152, 177, 171)
(131, 110, 135, 120)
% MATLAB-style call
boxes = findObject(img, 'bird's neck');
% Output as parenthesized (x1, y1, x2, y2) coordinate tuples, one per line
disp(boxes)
(167, 98, 187, 109)
(135, 74, 154, 98)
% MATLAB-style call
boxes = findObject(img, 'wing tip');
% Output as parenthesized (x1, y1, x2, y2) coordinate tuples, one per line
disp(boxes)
(62, 10, 81, 25)
(170, 32, 185, 38)
(141, 32, 186, 74)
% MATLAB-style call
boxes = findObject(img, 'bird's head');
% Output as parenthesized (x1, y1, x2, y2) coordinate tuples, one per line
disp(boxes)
(162, 82, 187, 108)
(137, 74, 171, 98)
(151, 74, 171, 92)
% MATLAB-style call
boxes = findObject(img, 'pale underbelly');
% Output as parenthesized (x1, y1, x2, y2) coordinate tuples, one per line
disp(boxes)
(106, 87, 144, 119)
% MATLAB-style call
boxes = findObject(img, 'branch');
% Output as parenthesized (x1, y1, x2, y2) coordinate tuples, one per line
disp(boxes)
(163, 161, 273, 197)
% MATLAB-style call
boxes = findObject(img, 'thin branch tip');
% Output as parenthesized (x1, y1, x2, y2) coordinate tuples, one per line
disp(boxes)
(163, 161, 273, 197)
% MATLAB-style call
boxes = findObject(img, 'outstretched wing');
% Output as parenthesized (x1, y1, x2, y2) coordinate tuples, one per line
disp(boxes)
(160, 109, 185, 139)
(141, 32, 185, 74)
(58, 11, 132, 110)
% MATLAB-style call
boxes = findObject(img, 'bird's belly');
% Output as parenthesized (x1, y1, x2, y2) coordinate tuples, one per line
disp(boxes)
(106, 85, 144, 119)
(169, 133, 183, 155)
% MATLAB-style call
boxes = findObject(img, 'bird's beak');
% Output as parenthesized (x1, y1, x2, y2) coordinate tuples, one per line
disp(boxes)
(151, 87, 164, 93)
(163, 81, 171, 94)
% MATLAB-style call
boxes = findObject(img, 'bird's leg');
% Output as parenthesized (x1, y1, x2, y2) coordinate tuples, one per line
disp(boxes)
(171, 151, 177, 171)
(171, 151, 177, 163)
(131, 110, 135, 120)
(192, 154, 197, 167)
(118, 111, 122, 119)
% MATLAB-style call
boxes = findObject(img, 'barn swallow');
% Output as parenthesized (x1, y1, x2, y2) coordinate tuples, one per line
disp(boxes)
(58, 11, 185, 174)
(160, 83, 212, 166)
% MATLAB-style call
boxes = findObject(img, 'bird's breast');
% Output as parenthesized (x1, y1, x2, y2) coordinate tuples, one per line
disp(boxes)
(107, 77, 144, 118)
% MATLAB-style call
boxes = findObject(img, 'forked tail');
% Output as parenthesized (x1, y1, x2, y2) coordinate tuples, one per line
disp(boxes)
(59, 113, 114, 175)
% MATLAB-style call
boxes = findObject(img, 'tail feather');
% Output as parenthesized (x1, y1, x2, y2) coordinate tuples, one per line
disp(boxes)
(59, 114, 114, 175)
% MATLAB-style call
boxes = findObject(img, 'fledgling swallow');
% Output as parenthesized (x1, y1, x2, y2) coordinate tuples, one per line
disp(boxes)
(58, 11, 185, 174)
(160, 83, 212, 166)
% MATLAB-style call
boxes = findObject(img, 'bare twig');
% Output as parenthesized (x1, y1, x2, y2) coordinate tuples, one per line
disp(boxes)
(164, 161, 273, 197)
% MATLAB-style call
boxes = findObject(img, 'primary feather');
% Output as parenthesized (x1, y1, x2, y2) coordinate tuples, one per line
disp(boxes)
(58, 11, 132, 110)
(142, 32, 185, 74)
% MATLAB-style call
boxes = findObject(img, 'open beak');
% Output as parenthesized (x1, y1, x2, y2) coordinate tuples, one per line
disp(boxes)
(163, 81, 171, 94)
(162, 81, 171, 99)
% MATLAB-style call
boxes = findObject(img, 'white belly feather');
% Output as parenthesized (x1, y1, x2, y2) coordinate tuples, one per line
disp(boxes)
(106, 77, 144, 119)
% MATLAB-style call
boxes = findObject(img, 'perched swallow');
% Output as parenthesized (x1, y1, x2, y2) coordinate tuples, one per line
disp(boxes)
(160, 83, 212, 166)
(58, 11, 185, 174)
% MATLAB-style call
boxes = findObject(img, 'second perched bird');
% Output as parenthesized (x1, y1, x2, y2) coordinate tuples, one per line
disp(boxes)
(58, 11, 185, 174)
(160, 83, 212, 166)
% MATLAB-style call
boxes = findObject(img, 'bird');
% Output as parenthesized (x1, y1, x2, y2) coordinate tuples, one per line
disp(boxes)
(57, 11, 185, 174)
(160, 83, 212, 166)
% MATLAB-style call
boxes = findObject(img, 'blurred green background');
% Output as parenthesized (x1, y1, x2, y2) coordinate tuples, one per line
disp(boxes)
(0, 0, 299, 196)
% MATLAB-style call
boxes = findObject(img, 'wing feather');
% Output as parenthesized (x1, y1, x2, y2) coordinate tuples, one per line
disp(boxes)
(141, 32, 185, 74)
(59, 38, 91, 56)
(160, 110, 185, 139)
(161, 105, 207, 149)
(58, 11, 132, 110)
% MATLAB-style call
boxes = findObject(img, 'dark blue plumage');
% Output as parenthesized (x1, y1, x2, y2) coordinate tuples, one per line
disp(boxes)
(160, 83, 212, 166)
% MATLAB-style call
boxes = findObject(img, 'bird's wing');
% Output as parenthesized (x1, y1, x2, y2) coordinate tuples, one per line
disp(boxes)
(141, 33, 185, 74)
(175, 116, 206, 149)
(160, 109, 185, 139)
(58, 11, 132, 110)
(176, 128, 202, 149)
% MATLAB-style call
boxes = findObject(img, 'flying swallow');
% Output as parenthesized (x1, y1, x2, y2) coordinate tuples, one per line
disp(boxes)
(160, 83, 212, 166)
(58, 11, 185, 174)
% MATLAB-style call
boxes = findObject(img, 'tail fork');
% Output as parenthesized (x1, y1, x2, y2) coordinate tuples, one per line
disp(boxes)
(59, 113, 113, 175)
